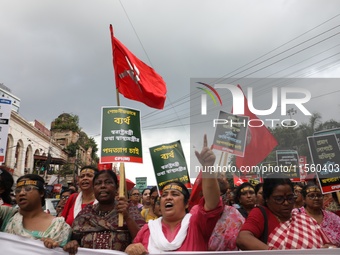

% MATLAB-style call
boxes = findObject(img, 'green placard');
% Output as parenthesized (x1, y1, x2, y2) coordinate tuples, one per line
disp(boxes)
(135, 177, 147, 193)
(149, 140, 190, 189)
(100, 106, 142, 163)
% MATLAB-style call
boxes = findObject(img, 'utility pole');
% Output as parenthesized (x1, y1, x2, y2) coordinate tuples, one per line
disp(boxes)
(44, 146, 52, 182)
(73, 149, 79, 186)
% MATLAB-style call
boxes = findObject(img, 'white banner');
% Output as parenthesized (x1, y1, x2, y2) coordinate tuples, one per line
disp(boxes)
(0, 232, 127, 255)
(0, 232, 339, 255)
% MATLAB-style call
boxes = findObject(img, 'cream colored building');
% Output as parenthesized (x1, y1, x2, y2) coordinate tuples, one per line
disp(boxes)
(4, 111, 68, 181)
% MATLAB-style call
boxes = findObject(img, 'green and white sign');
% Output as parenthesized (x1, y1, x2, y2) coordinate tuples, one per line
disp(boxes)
(149, 140, 190, 189)
(135, 177, 147, 192)
(100, 106, 142, 163)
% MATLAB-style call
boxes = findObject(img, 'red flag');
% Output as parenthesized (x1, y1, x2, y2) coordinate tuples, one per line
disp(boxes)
(110, 25, 167, 109)
(97, 163, 112, 171)
(233, 174, 248, 186)
(235, 85, 278, 168)
(188, 171, 202, 211)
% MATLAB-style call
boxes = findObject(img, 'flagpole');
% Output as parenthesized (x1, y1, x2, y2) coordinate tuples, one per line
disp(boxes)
(118, 163, 125, 227)
(217, 152, 224, 179)
(218, 152, 224, 166)
(116, 88, 121, 106)
(222, 152, 229, 181)
(110, 24, 125, 227)
(110, 25, 121, 107)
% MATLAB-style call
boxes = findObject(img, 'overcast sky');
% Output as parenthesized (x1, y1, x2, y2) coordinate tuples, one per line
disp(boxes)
(1, 0, 340, 184)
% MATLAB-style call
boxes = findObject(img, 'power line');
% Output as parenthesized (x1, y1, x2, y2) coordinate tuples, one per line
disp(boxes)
(116, 5, 340, 132)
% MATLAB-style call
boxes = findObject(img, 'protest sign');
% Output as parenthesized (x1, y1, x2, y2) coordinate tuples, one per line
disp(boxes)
(135, 177, 147, 192)
(276, 150, 300, 182)
(100, 106, 142, 163)
(212, 111, 248, 156)
(149, 140, 190, 189)
(307, 134, 340, 193)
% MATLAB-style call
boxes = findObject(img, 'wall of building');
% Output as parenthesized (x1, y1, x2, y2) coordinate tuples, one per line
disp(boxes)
(5, 111, 68, 180)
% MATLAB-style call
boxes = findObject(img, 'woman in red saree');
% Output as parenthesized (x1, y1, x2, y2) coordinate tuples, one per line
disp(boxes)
(237, 174, 336, 250)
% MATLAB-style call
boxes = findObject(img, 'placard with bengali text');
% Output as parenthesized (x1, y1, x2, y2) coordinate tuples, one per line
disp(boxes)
(100, 106, 142, 163)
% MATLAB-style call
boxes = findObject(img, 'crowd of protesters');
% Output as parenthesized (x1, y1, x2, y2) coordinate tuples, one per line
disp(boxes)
(1, 136, 340, 253)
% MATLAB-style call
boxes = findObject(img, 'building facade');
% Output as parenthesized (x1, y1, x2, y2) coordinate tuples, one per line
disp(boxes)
(4, 111, 68, 181)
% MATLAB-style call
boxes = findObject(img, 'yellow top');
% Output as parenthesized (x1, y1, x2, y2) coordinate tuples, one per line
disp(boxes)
(141, 208, 158, 222)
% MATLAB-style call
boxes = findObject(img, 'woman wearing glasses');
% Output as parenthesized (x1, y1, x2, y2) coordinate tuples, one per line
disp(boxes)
(56, 189, 76, 217)
(294, 184, 340, 247)
(237, 173, 334, 250)
(129, 188, 143, 211)
(0, 174, 71, 248)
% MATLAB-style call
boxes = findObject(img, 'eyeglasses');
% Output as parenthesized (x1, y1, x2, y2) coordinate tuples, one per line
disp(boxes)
(61, 195, 70, 200)
(272, 194, 295, 205)
(307, 194, 324, 200)
(15, 185, 39, 195)
(132, 193, 140, 196)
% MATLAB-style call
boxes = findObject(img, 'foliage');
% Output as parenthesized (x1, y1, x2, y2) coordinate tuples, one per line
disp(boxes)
(51, 113, 80, 132)
(66, 142, 79, 157)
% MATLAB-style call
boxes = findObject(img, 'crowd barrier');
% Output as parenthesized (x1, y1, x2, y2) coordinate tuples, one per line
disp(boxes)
(0, 232, 338, 255)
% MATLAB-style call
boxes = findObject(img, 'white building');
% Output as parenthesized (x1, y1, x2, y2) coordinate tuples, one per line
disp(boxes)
(4, 111, 68, 181)
(0, 83, 20, 113)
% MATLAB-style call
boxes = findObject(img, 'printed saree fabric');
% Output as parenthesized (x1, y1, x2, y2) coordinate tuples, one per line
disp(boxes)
(267, 212, 329, 249)
(208, 205, 245, 251)
(295, 207, 340, 247)
(72, 203, 145, 251)
(5, 213, 71, 247)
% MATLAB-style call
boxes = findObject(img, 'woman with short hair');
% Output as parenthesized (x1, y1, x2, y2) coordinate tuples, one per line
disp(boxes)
(129, 187, 143, 211)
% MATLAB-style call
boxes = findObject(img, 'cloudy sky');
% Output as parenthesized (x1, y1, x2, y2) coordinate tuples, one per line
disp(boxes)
(1, 0, 340, 184)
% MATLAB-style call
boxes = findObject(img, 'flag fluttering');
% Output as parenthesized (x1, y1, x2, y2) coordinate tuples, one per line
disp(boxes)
(188, 171, 202, 211)
(110, 25, 167, 109)
(235, 85, 278, 169)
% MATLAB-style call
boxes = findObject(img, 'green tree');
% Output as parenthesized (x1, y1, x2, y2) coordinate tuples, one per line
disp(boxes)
(51, 113, 80, 132)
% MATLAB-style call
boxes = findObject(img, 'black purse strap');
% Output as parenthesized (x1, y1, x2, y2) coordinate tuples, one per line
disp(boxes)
(257, 205, 268, 244)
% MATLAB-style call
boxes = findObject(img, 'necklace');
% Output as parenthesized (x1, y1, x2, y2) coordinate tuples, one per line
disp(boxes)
(97, 210, 111, 217)
(96, 204, 114, 217)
